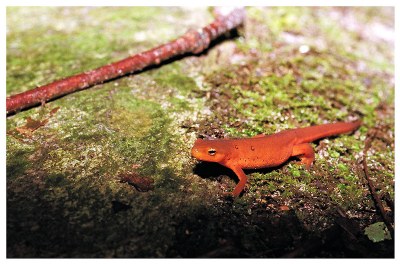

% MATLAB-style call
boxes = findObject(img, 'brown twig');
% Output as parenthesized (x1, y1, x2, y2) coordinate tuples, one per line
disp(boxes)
(362, 129, 394, 237)
(6, 7, 246, 115)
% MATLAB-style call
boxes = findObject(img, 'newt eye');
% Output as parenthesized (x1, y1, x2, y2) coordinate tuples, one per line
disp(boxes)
(208, 148, 216, 156)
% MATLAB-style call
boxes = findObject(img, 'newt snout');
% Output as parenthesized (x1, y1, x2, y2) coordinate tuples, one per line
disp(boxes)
(190, 139, 202, 159)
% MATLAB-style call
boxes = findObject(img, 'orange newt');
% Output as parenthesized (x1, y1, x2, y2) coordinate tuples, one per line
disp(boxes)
(191, 120, 361, 197)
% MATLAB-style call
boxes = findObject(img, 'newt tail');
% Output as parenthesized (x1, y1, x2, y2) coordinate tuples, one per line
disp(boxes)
(291, 120, 362, 144)
(191, 120, 362, 197)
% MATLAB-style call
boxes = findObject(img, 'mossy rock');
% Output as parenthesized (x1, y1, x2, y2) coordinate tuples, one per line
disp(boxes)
(7, 7, 394, 257)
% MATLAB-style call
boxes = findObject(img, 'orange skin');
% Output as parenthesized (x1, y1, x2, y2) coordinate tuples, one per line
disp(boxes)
(191, 120, 361, 197)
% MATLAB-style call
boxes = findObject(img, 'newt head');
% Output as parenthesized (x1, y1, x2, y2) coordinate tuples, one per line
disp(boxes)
(191, 138, 228, 163)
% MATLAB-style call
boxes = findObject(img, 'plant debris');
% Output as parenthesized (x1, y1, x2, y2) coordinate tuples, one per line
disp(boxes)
(119, 171, 155, 192)
(364, 222, 392, 243)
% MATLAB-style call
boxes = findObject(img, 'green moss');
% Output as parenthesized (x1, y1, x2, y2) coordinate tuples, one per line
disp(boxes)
(45, 173, 69, 187)
(6, 137, 34, 179)
(155, 71, 197, 94)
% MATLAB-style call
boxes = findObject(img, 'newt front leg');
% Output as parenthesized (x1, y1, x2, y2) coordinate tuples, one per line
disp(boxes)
(229, 166, 248, 197)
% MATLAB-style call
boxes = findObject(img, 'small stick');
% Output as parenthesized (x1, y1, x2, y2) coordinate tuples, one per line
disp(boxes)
(362, 129, 394, 237)
(7, 7, 245, 115)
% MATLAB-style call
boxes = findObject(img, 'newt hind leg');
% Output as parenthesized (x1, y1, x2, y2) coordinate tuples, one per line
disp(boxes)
(291, 143, 315, 169)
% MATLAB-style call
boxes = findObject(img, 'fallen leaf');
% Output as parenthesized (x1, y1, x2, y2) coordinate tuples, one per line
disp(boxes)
(12, 107, 60, 137)
(25, 117, 49, 130)
(364, 222, 392, 243)
(119, 171, 154, 192)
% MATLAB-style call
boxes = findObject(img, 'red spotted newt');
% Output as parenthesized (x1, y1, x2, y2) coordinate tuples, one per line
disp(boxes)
(191, 120, 361, 197)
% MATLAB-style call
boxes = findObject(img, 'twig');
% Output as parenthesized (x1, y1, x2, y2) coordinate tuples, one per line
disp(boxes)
(7, 7, 245, 115)
(362, 129, 394, 237)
